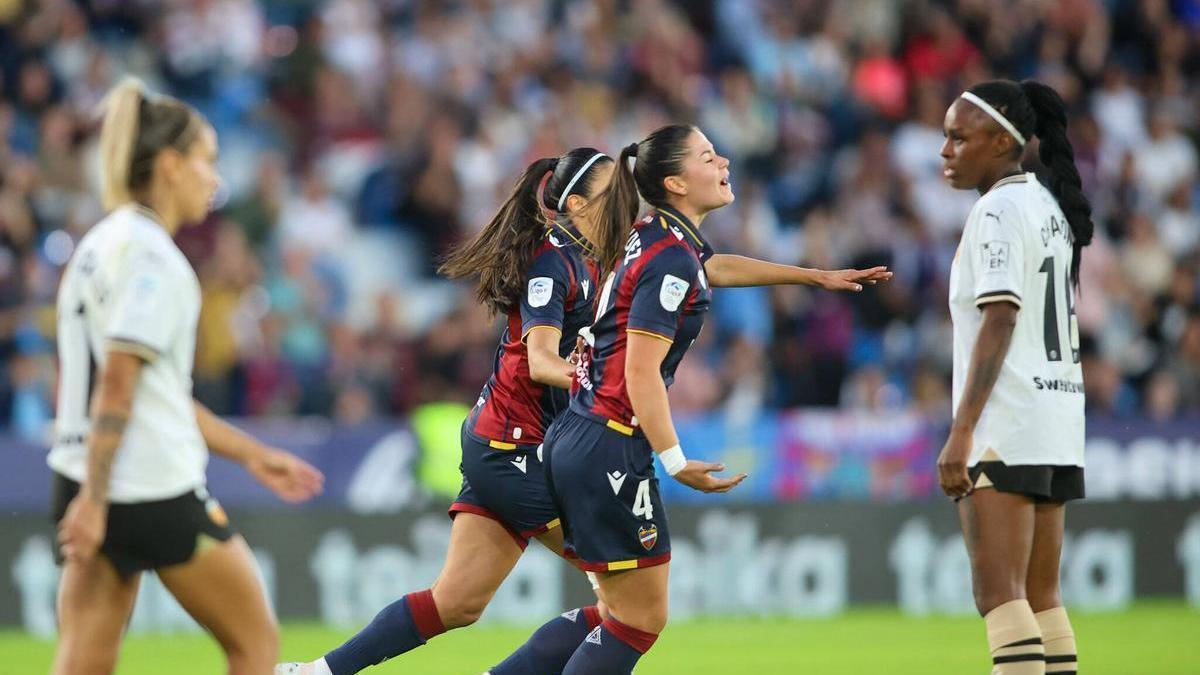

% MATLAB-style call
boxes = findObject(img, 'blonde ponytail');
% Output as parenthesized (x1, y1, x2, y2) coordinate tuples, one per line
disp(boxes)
(98, 78, 145, 211)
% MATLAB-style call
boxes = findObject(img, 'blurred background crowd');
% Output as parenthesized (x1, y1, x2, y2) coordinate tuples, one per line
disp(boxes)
(0, 0, 1197, 442)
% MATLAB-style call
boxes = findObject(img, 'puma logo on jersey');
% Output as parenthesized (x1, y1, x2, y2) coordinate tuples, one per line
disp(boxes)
(607, 470, 626, 495)
(511, 455, 527, 474)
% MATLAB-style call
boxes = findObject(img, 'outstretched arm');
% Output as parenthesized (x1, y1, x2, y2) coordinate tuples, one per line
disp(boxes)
(703, 254, 892, 290)
(194, 401, 324, 503)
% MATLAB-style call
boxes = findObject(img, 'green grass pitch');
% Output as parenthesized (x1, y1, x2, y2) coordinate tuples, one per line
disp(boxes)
(2, 602, 1196, 674)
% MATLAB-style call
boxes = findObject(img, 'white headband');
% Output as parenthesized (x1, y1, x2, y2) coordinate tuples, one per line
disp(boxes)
(556, 152, 608, 211)
(960, 91, 1026, 147)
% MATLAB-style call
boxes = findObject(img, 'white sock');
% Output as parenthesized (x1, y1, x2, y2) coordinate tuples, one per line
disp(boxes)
(313, 658, 333, 675)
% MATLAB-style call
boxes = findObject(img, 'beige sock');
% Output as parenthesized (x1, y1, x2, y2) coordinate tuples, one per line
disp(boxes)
(985, 599, 1045, 674)
(1036, 607, 1077, 674)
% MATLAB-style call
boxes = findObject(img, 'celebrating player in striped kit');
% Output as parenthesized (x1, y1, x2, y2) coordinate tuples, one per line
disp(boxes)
(937, 80, 1092, 675)
(278, 148, 615, 675)
(489, 124, 891, 675)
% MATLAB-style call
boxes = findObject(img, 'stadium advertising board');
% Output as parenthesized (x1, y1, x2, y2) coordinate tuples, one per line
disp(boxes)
(2, 501, 1198, 632)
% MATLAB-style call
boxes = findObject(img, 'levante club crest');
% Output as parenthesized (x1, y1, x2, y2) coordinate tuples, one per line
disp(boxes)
(638, 524, 658, 551)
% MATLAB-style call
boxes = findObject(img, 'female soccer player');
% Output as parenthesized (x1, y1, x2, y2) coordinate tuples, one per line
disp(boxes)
(50, 78, 324, 675)
(937, 80, 1091, 675)
(491, 124, 892, 675)
(278, 148, 618, 675)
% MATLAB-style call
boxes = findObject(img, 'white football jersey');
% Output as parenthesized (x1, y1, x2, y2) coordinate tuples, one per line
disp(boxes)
(48, 204, 208, 502)
(949, 173, 1085, 467)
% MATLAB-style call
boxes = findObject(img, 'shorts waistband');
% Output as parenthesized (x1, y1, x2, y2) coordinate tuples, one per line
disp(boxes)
(566, 404, 643, 437)
(462, 427, 541, 452)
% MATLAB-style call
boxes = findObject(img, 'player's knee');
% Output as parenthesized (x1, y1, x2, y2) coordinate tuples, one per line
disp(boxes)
(438, 593, 489, 629)
(54, 641, 120, 675)
(220, 618, 279, 667)
(1025, 586, 1061, 613)
(619, 603, 668, 634)
(973, 586, 1025, 617)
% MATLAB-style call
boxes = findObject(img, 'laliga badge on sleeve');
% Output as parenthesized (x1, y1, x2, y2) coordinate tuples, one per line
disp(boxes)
(528, 276, 553, 307)
(659, 274, 689, 311)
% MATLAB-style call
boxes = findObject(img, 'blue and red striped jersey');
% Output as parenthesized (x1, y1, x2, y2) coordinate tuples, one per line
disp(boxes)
(570, 206, 714, 434)
(466, 223, 599, 447)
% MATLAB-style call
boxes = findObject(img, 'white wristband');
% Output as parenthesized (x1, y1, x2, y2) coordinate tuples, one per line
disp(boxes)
(658, 444, 687, 476)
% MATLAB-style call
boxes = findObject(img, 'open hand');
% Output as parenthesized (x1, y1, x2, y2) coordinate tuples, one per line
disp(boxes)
(817, 266, 893, 292)
(247, 448, 325, 503)
(672, 460, 747, 494)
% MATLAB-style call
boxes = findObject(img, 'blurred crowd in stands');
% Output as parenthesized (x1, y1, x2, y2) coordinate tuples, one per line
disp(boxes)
(0, 0, 1197, 441)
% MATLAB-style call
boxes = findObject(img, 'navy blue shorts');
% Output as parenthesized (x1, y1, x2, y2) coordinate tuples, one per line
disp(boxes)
(543, 410, 671, 572)
(449, 423, 561, 550)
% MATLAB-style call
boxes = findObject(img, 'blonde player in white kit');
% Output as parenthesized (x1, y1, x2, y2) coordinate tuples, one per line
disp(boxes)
(50, 78, 324, 675)
(937, 80, 1092, 675)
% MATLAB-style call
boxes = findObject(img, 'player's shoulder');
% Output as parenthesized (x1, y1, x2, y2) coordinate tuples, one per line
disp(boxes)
(530, 234, 576, 276)
(971, 176, 1037, 230)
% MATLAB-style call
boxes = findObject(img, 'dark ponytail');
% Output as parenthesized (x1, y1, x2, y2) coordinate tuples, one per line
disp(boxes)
(440, 147, 614, 315)
(585, 142, 642, 270)
(585, 125, 698, 270)
(1019, 80, 1094, 285)
(439, 157, 558, 315)
(966, 80, 1094, 285)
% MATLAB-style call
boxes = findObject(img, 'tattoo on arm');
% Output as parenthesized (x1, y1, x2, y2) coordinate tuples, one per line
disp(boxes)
(92, 413, 128, 435)
(86, 412, 129, 505)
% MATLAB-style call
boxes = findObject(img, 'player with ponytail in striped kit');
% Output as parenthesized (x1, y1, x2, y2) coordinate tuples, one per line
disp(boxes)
(278, 148, 615, 675)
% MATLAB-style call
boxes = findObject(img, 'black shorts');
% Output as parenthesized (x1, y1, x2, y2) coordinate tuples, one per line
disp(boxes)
(543, 410, 671, 572)
(51, 473, 235, 578)
(969, 461, 1085, 503)
(449, 424, 561, 550)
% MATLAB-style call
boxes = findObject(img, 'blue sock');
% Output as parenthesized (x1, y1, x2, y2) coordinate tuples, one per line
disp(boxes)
(324, 590, 446, 675)
(489, 606, 602, 675)
(562, 618, 657, 675)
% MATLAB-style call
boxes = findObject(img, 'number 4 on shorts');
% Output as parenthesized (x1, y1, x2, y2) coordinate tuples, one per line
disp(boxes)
(632, 479, 653, 520)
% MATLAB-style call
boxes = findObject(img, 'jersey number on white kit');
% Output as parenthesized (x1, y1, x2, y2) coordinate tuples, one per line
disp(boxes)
(1036, 250, 1080, 363)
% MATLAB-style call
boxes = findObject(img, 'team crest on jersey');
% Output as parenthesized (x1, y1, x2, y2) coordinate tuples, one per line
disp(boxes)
(659, 274, 689, 311)
(528, 276, 553, 307)
(982, 240, 1011, 271)
(638, 524, 658, 550)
